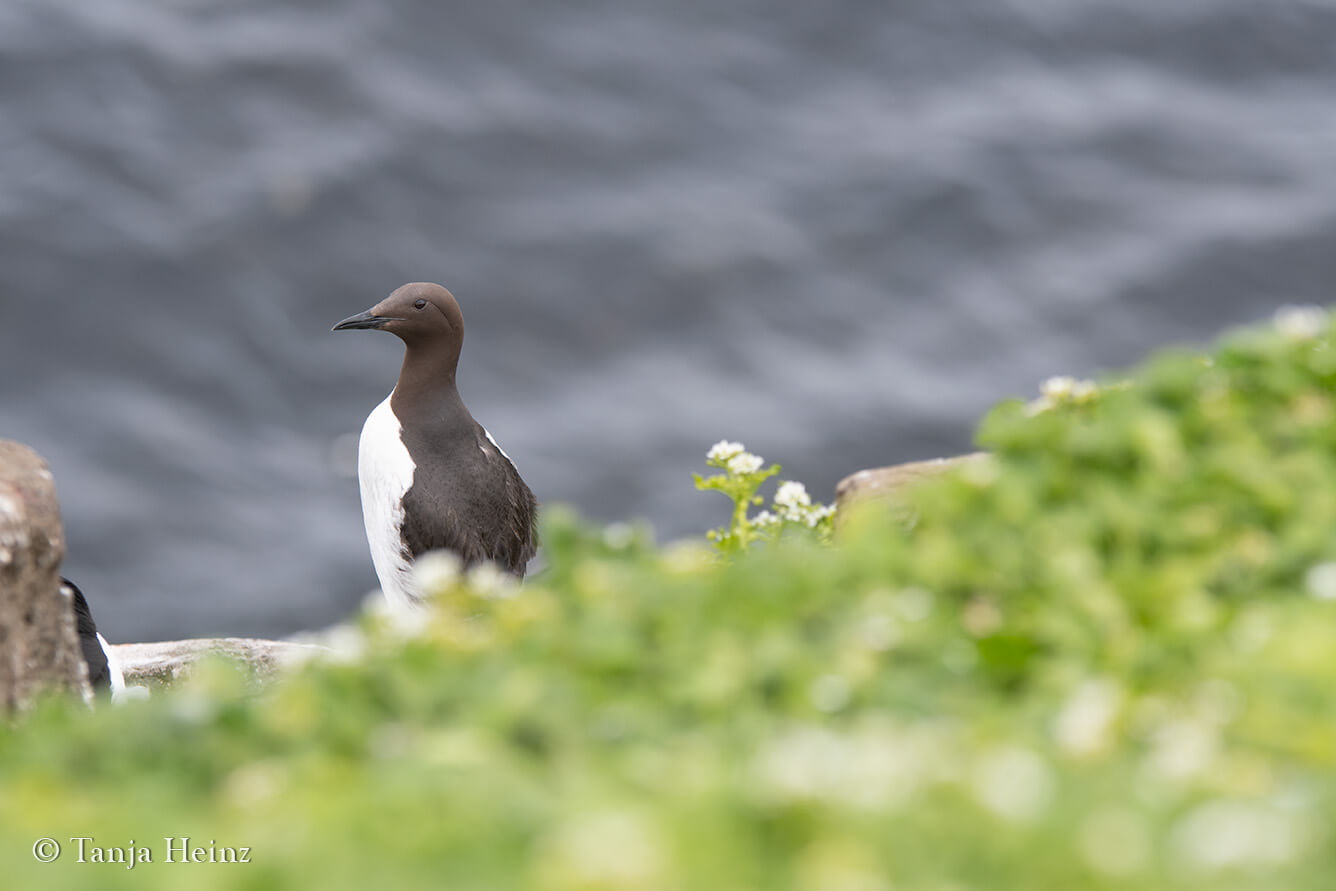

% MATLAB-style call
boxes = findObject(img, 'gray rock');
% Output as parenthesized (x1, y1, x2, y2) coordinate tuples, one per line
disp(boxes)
(0, 440, 91, 712)
(111, 638, 327, 689)
(835, 453, 990, 523)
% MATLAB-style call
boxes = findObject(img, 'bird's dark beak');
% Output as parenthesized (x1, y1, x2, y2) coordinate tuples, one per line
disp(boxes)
(332, 309, 399, 332)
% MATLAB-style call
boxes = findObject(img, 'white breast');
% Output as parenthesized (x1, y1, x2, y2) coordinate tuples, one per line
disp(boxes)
(357, 395, 421, 611)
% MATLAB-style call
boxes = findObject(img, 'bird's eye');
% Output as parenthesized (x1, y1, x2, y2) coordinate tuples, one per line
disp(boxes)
(414, 299, 427, 310)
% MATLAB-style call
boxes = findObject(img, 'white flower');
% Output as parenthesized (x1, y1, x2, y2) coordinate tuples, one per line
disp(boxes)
(1171, 800, 1308, 871)
(774, 481, 812, 511)
(412, 549, 463, 594)
(1041, 376, 1078, 399)
(602, 522, 635, 550)
(752, 724, 930, 811)
(1146, 718, 1219, 781)
(707, 440, 745, 462)
(753, 510, 779, 527)
(323, 624, 371, 662)
(726, 452, 764, 475)
(542, 811, 665, 889)
(1053, 679, 1123, 756)
(972, 745, 1055, 823)
(1042, 375, 1098, 401)
(1275, 305, 1327, 341)
(384, 604, 431, 639)
(466, 561, 517, 598)
(168, 686, 219, 725)
(1305, 562, 1336, 600)
(858, 613, 899, 652)
(1030, 375, 1099, 414)
(1072, 380, 1098, 401)
(895, 587, 934, 622)
(773, 481, 835, 526)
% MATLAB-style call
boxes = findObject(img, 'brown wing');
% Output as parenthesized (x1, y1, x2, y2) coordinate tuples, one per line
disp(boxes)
(399, 441, 538, 577)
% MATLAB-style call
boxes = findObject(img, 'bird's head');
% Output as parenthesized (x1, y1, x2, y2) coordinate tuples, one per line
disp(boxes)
(333, 282, 465, 349)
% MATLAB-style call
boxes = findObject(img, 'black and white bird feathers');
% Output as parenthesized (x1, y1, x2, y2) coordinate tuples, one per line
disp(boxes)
(62, 577, 125, 699)
(334, 283, 538, 609)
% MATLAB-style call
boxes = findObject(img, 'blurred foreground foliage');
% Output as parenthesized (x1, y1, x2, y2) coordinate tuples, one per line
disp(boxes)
(7, 310, 1336, 889)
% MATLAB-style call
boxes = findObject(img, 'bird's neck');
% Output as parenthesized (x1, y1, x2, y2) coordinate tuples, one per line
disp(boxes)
(391, 342, 468, 424)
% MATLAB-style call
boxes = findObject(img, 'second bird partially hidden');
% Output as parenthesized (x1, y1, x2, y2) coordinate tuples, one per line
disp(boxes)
(334, 282, 537, 611)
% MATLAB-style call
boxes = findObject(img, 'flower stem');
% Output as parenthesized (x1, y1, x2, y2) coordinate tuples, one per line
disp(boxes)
(733, 495, 751, 549)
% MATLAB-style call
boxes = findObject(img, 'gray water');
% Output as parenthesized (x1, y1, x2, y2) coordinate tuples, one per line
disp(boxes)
(2, 0, 1334, 641)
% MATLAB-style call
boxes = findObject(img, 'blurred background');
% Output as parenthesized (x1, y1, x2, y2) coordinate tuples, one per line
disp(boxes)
(1, 1, 1332, 641)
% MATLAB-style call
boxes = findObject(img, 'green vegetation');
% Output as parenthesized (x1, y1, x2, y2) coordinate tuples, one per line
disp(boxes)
(5, 308, 1336, 889)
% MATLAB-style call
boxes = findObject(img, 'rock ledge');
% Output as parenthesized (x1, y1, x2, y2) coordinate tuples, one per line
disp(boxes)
(111, 638, 325, 688)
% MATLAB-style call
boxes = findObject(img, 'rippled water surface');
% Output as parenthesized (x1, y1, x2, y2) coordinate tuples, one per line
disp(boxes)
(2, 1, 1333, 639)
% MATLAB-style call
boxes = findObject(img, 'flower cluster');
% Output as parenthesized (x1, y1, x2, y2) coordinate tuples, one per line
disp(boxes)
(706, 440, 764, 475)
(705, 440, 744, 462)
(1027, 375, 1100, 415)
(1274, 305, 1328, 341)
(696, 440, 836, 552)
(773, 480, 835, 528)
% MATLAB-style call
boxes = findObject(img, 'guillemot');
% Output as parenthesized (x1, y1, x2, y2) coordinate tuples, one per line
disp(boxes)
(61, 577, 126, 700)
(333, 282, 538, 610)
